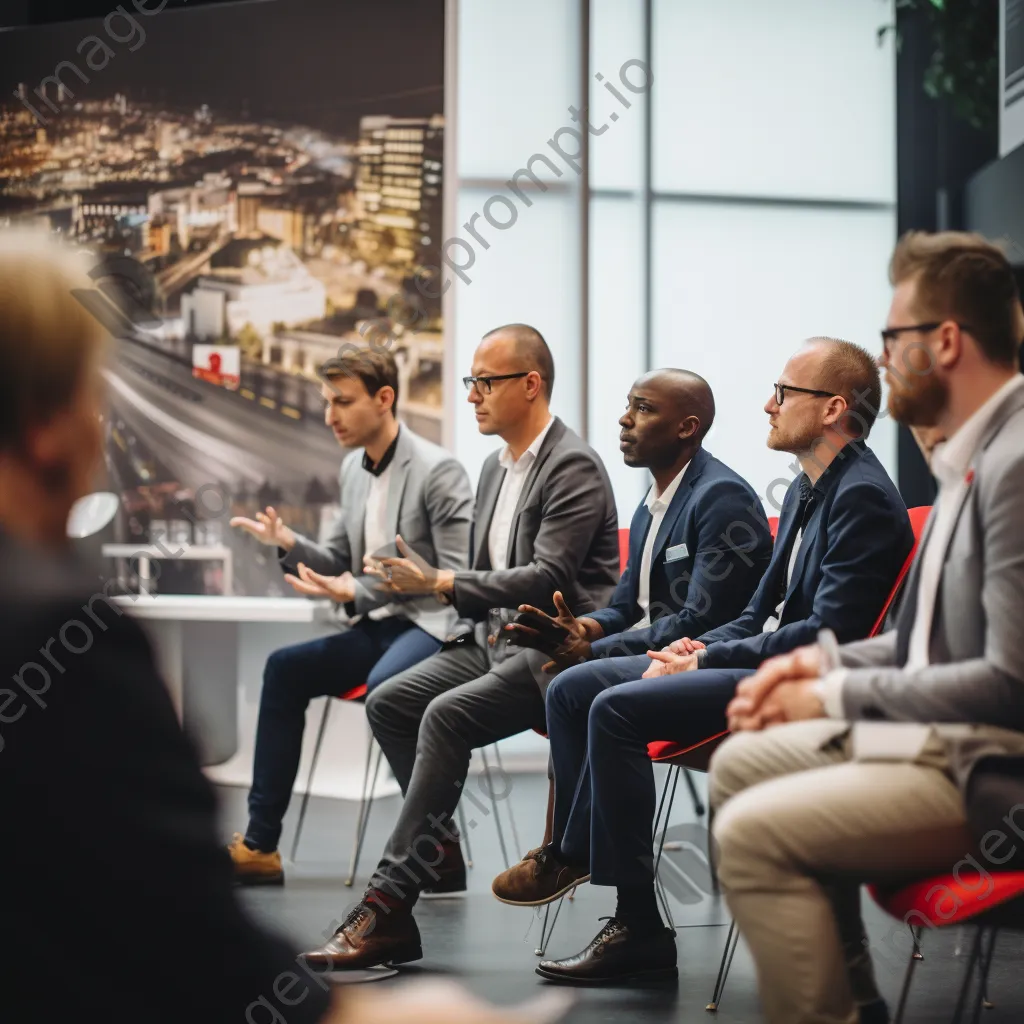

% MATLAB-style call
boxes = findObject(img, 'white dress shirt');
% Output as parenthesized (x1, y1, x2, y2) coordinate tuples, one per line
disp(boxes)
(362, 463, 398, 621)
(488, 417, 555, 572)
(762, 528, 804, 633)
(631, 461, 690, 630)
(818, 373, 1024, 716)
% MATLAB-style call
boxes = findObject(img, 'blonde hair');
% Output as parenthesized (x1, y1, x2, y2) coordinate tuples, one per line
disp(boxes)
(0, 230, 109, 450)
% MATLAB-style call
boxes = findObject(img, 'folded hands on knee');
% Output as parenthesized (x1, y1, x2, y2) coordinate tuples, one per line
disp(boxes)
(725, 644, 827, 731)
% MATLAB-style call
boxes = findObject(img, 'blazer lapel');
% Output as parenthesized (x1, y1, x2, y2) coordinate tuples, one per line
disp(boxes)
(384, 433, 413, 544)
(782, 500, 820, 605)
(895, 519, 932, 664)
(473, 460, 506, 569)
(505, 418, 565, 566)
(347, 468, 370, 566)
(650, 450, 705, 564)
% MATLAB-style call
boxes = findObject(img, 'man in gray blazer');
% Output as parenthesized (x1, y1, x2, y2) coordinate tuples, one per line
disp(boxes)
(302, 324, 620, 970)
(227, 349, 473, 884)
(709, 231, 1024, 1024)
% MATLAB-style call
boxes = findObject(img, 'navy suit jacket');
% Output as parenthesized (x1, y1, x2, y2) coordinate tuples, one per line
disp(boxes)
(697, 440, 914, 671)
(587, 447, 773, 654)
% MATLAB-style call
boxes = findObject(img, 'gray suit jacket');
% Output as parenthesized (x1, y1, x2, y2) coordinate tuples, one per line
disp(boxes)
(281, 426, 474, 639)
(829, 381, 1024, 837)
(450, 417, 620, 640)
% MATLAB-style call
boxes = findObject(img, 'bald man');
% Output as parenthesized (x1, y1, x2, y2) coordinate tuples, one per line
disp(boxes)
(495, 341, 913, 993)
(302, 324, 623, 971)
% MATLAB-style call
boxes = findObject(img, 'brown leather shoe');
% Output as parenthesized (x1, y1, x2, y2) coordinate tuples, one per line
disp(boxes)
(228, 833, 283, 886)
(302, 898, 422, 970)
(491, 844, 590, 907)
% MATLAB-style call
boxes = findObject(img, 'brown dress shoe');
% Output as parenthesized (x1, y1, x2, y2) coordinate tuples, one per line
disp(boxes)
(228, 833, 283, 886)
(491, 844, 590, 907)
(303, 898, 423, 970)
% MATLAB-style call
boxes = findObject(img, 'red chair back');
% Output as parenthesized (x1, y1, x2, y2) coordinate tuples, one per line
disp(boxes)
(768, 516, 779, 541)
(867, 505, 931, 638)
(618, 527, 629, 574)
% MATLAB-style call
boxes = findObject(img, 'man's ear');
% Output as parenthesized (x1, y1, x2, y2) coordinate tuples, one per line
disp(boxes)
(823, 396, 847, 428)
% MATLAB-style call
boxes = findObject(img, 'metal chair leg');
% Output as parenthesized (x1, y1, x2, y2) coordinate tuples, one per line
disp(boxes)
(481, 745, 511, 869)
(683, 768, 706, 818)
(534, 895, 566, 957)
(654, 767, 682, 875)
(970, 929, 998, 1024)
(706, 919, 741, 1012)
(950, 928, 983, 1024)
(893, 926, 924, 1024)
(491, 742, 521, 855)
(456, 802, 473, 868)
(345, 743, 383, 887)
(290, 697, 332, 862)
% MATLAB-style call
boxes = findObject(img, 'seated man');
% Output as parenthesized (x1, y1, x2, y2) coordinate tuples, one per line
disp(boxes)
(711, 231, 1024, 1024)
(300, 324, 623, 970)
(494, 337, 914, 987)
(0, 232, 555, 1024)
(226, 349, 473, 883)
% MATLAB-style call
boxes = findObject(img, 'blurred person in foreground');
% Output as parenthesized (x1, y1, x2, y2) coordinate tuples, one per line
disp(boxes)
(710, 231, 1024, 1024)
(0, 231, 567, 1024)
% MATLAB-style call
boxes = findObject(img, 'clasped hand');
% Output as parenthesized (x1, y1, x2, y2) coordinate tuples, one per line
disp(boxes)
(361, 535, 453, 596)
(725, 643, 827, 731)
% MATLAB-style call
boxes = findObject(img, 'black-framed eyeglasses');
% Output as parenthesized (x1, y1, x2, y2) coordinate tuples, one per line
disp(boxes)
(773, 383, 835, 406)
(462, 372, 531, 394)
(880, 321, 973, 354)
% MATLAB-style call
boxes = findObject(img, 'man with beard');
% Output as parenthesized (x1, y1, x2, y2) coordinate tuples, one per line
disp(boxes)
(494, 339, 913, 996)
(710, 231, 1024, 1024)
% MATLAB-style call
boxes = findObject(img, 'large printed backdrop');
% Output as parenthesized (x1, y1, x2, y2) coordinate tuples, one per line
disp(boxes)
(0, 0, 446, 596)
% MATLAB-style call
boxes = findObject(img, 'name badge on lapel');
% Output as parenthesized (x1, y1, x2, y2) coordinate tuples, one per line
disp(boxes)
(665, 543, 689, 563)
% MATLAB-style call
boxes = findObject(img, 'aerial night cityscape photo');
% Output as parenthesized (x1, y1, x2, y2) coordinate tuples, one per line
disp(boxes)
(0, 0, 446, 596)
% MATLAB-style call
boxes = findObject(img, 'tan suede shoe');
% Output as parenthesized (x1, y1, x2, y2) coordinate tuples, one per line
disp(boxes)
(491, 844, 589, 906)
(228, 833, 284, 886)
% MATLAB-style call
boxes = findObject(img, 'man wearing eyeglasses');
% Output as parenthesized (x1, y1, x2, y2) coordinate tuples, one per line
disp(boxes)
(300, 323, 621, 971)
(509, 338, 913, 995)
(708, 232, 1024, 1024)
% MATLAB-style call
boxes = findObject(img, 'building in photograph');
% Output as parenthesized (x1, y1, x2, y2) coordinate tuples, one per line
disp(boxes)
(352, 114, 443, 274)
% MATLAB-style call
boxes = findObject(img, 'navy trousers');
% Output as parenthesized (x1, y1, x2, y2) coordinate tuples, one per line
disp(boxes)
(246, 616, 441, 851)
(545, 637, 752, 888)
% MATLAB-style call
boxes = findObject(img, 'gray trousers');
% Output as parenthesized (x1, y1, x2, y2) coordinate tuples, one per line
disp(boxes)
(364, 640, 549, 899)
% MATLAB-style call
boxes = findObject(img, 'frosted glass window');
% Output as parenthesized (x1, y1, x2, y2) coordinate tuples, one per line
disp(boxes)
(589, 196, 648, 522)
(653, 0, 896, 202)
(590, 0, 646, 192)
(457, 0, 580, 181)
(451, 187, 581, 485)
(651, 201, 897, 509)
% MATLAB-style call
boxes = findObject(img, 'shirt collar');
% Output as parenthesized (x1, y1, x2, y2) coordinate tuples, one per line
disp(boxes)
(801, 437, 867, 500)
(931, 374, 1024, 488)
(498, 416, 555, 471)
(362, 427, 401, 477)
(645, 459, 691, 512)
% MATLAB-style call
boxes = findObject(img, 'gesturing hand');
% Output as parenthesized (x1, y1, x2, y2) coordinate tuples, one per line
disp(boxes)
(505, 591, 603, 673)
(364, 535, 454, 596)
(229, 505, 296, 550)
(284, 563, 357, 604)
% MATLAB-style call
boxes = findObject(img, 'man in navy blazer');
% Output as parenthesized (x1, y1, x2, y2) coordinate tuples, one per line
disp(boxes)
(506, 369, 773, 675)
(494, 339, 914, 990)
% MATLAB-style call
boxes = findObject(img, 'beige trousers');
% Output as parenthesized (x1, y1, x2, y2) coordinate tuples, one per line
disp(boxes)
(709, 720, 974, 1024)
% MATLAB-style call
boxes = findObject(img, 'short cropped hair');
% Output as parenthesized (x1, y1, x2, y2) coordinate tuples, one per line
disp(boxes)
(890, 231, 1023, 367)
(483, 323, 555, 401)
(0, 231, 110, 452)
(319, 347, 399, 415)
(811, 337, 882, 438)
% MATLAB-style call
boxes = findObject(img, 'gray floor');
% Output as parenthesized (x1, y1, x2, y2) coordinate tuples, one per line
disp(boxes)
(218, 769, 1023, 1024)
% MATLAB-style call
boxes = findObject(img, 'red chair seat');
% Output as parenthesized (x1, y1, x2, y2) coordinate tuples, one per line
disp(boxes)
(338, 683, 368, 702)
(648, 731, 730, 772)
(869, 871, 1024, 928)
